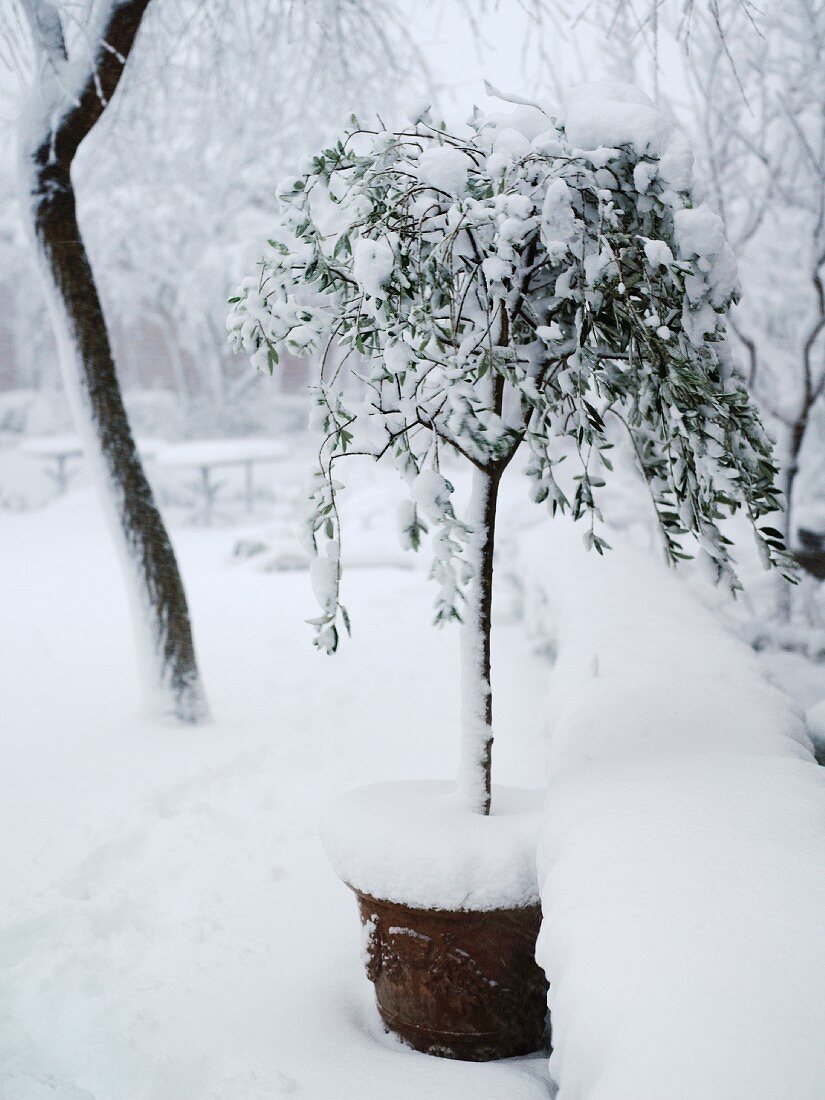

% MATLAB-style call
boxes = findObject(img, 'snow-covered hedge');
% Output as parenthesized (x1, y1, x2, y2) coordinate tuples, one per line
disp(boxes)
(530, 522, 825, 1100)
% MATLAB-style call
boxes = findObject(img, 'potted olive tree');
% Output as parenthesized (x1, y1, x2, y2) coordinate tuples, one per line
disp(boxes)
(228, 83, 790, 1061)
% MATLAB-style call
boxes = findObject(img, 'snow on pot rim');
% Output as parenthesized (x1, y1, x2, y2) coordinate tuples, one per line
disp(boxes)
(320, 780, 544, 912)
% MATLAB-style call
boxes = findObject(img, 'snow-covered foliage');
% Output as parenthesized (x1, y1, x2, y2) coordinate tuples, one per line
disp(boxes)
(229, 82, 790, 652)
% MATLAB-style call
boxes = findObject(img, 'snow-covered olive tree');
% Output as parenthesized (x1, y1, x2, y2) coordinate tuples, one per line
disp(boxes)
(229, 84, 790, 814)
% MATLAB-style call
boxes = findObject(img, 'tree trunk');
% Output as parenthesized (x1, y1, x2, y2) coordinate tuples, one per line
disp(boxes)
(457, 466, 501, 815)
(778, 415, 806, 622)
(19, 0, 207, 723)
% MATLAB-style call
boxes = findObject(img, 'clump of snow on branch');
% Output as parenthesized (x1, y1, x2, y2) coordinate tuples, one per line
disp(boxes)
(228, 81, 790, 652)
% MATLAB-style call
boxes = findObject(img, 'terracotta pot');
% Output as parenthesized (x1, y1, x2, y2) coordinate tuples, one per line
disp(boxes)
(354, 889, 549, 1061)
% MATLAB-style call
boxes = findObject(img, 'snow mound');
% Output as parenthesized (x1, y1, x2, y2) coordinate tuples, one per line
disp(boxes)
(320, 781, 544, 911)
(539, 751, 825, 1100)
(530, 524, 825, 1099)
(560, 81, 693, 193)
(562, 82, 662, 154)
(417, 146, 472, 194)
(352, 238, 394, 298)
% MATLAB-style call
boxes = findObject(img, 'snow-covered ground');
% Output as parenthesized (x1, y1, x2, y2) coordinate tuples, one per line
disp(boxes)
(3, 453, 825, 1099)
(0, 470, 553, 1100)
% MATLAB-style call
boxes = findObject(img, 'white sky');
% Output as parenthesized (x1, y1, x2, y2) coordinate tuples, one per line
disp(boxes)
(408, 1, 595, 121)
(406, 1, 685, 126)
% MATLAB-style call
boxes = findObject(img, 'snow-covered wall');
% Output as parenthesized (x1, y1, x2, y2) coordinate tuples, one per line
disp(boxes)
(532, 524, 825, 1099)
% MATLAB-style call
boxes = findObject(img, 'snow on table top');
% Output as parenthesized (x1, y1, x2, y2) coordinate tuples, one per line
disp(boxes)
(320, 780, 544, 911)
(154, 437, 287, 468)
(20, 434, 164, 458)
(526, 522, 825, 1099)
(20, 434, 85, 457)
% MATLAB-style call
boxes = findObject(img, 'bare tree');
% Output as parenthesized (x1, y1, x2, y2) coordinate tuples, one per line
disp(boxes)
(8, 0, 428, 411)
(1, 0, 433, 721)
(15, 0, 208, 722)
(686, 0, 825, 609)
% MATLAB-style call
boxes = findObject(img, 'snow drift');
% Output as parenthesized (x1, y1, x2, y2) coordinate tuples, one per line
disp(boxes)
(532, 522, 825, 1100)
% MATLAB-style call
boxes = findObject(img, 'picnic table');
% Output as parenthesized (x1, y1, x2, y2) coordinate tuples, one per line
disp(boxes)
(154, 437, 287, 523)
(20, 435, 163, 494)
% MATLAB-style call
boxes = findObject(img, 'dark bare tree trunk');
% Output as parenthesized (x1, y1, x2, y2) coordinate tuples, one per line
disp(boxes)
(777, 423, 802, 621)
(778, 268, 825, 617)
(19, 0, 208, 722)
(783, 418, 806, 545)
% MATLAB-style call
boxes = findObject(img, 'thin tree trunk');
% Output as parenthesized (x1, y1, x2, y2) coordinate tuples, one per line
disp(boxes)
(19, 0, 208, 722)
(778, 416, 806, 621)
(457, 466, 501, 815)
(783, 418, 805, 544)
